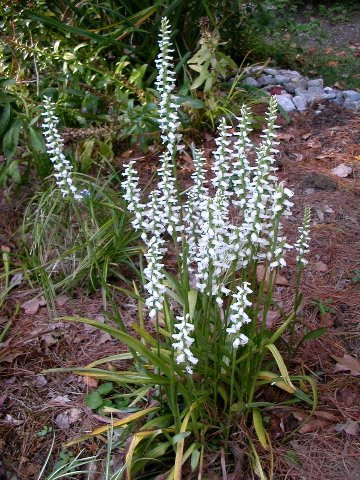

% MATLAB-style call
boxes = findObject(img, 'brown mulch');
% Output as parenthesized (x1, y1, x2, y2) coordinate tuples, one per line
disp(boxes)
(0, 101, 360, 479)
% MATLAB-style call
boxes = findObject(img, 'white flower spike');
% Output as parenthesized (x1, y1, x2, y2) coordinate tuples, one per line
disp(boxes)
(172, 313, 198, 374)
(295, 206, 311, 266)
(42, 96, 84, 200)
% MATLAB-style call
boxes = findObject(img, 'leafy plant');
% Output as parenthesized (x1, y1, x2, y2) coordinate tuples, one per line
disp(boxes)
(312, 298, 336, 315)
(351, 269, 360, 283)
(47, 18, 316, 479)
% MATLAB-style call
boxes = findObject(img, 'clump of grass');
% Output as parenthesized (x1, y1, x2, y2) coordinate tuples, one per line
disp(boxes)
(22, 172, 139, 311)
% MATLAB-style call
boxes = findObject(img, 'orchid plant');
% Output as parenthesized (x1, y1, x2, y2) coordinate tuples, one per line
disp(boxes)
(56, 17, 314, 480)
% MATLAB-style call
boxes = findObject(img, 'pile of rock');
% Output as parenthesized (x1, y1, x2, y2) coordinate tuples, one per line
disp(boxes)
(242, 66, 360, 112)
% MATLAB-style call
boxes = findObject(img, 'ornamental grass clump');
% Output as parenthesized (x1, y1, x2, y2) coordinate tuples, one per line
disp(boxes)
(56, 18, 314, 479)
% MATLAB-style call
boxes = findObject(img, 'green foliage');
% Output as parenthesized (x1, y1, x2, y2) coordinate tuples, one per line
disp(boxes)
(312, 297, 336, 315)
(351, 269, 360, 283)
(22, 174, 140, 311)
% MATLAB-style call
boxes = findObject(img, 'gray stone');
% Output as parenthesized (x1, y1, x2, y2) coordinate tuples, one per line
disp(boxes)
(275, 94, 296, 112)
(308, 78, 324, 88)
(284, 78, 308, 93)
(295, 87, 308, 96)
(244, 77, 260, 87)
(292, 95, 308, 111)
(321, 87, 336, 100)
(322, 93, 337, 100)
(307, 86, 324, 101)
(264, 68, 278, 75)
(258, 75, 274, 86)
(342, 90, 360, 102)
(332, 96, 343, 105)
(284, 82, 297, 93)
(343, 99, 360, 111)
(274, 74, 289, 84)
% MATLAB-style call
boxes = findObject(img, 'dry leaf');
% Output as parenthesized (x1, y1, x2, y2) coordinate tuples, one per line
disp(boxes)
(327, 61, 338, 67)
(0, 394, 7, 408)
(337, 388, 357, 407)
(293, 411, 335, 433)
(332, 354, 360, 376)
(256, 265, 289, 291)
(0, 349, 24, 363)
(257, 310, 281, 328)
(35, 375, 48, 387)
(120, 149, 133, 159)
(55, 408, 82, 429)
(41, 333, 57, 347)
(4, 414, 24, 426)
(21, 296, 46, 315)
(335, 419, 359, 436)
(83, 376, 99, 388)
(277, 132, 294, 142)
(313, 261, 328, 273)
(48, 395, 71, 406)
(331, 164, 352, 178)
(98, 332, 112, 345)
(56, 295, 69, 307)
(319, 312, 333, 328)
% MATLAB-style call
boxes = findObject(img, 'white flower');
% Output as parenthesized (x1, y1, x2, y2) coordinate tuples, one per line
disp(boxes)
(155, 17, 183, 157)
(42, 97, 83, 199)
(295, 206, 311, 265)
(265, 183, 294, 270)
(143, 234, 166, 318)
(226, 283, 253, 348)
(231, 104, 253, 209)
(155, 151, 183, 237)
(195, 192, 235, 304)
(212, 117, 233, 196)
(172, 313, 198, 374)
(122, 160, 145, 231)
(184, 148, 209, 265)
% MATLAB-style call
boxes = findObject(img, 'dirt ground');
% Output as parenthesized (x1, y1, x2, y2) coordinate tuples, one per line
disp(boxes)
(0, 101, 360, 479)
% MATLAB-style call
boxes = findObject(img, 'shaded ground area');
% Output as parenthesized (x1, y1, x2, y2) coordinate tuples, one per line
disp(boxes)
(0, 102, 360, 479)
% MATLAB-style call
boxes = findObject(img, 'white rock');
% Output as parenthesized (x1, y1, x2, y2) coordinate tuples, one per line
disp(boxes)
(307, 86, 324, 101)
(264, 68, 278, 75)
(275, 94, 296, 112)
(274, 74, 289, 84)
(343, 100, 360, 111)
(331, 164, 352, 177)
(258, 75, 274, 86)
(342, 90, 360, 102)
(308, 79, 324, 88)
(292, 95, 308, 111)
(244, 77, 260, 87)
(321, 88, 337, 100)
(295, 87, 308, 96)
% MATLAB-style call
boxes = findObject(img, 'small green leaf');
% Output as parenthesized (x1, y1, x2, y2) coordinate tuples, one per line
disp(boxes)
(85, 391, 103, 410)
(29, 126, 46, 153)
(190, 448, 200, 471)
(253, 408, 268, 450)
(285, 450, 301, 466)
(97, 382, 113, 396)
(172, 431, 191, 445)
(0, 103, 11, 136)
(300, 327, 327, 343)
(3, 118, 22, 161)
